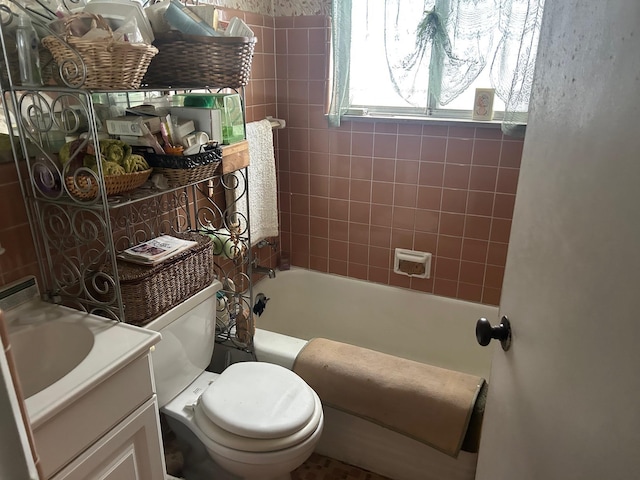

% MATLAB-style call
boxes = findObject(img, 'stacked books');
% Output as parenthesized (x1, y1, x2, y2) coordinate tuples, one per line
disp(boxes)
(118, 235, 198, 266)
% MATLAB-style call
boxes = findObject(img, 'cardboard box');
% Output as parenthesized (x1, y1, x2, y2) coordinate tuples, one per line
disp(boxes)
(106, 116, 161, 137)
(221, 140, 249, 174)
(169, 107, 223, 144)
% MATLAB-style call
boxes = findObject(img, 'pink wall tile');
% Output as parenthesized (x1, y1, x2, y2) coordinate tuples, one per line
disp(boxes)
(439, 213, 465, 237)
(437, 236, 463, 259)
(395, 160, 419, 184)
(371, 182, 394, 205)
(473, 139, 501, 166)
(397, 135, 422, 161)
(350, 156, 373, 179)
(446, 138, 474, 165)
(394, 184, 418, 208)
(414, 210, 440, 234)
(417, 186, 442, 210)
(421, 137, 447, 162)
(418, 162, 445, 186)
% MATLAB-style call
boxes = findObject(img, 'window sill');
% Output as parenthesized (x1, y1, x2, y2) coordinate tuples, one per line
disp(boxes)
(342, 112, 505, 129)
(339, 112, 527, 136)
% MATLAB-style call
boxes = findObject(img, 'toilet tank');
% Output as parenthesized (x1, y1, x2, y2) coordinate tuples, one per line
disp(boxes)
(144, 280, 222, 407)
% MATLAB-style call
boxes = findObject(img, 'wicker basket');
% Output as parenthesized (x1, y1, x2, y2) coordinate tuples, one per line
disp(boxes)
(139, 145, 222, 187)
(142, 32, 256, 89)
(114, 232, 214, 326)
(41, 12, 158, 89)
(65, 168, 152, 200)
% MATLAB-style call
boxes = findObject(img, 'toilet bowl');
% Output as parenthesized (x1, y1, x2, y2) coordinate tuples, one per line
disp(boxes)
(145, 281, 323, 480)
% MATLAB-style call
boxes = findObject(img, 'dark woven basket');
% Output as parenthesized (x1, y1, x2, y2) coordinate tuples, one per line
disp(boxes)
(137, 144, 222, 186)
(142, 32, 256, 88)
(114, 232, 213, 326)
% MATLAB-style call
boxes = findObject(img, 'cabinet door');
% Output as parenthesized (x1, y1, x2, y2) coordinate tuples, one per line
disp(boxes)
(51, 397, 166, 480)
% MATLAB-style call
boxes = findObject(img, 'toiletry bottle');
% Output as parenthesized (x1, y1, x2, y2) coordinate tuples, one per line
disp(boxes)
(164, 0, 221, 37)
(15, 11, 43, 87)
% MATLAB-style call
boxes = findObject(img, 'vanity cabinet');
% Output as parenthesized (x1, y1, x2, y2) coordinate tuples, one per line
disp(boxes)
(52, 397, 165, 480)
(45, 355, 165, 480)
(32, 353, 164, 480)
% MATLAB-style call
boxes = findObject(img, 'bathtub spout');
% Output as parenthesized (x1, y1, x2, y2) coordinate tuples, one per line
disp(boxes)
(252, 256, 276, 278)
(254, 265, 276, 278)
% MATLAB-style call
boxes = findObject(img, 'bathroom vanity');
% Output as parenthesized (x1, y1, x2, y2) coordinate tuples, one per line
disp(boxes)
(3, 281, 165, 479)
(41, 355, 164, 480)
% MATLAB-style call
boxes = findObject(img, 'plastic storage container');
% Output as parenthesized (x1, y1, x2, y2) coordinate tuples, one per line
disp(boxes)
(172, 93, 245, 144)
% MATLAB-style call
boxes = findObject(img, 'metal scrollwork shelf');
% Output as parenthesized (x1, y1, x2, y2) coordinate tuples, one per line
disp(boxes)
(0, 1, 254, 349)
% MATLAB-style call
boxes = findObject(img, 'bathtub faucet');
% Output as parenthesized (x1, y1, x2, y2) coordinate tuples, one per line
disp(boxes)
(252, 255, 276, 278)
(256, 239, 278, 251)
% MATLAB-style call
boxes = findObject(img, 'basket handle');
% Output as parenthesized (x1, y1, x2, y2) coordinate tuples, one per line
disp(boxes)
(62, 11, 113, 40)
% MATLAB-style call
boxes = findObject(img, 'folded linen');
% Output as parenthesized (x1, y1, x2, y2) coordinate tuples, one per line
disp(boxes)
(292, 338, 485, 458)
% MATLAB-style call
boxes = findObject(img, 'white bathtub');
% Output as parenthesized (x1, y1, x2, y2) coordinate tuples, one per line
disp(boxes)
(252, 268, 499, 480)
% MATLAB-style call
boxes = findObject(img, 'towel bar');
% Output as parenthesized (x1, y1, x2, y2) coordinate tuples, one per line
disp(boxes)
(266, 116, 286, 129)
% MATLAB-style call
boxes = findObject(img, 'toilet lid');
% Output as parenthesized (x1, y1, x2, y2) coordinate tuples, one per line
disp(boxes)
(194, 388, 323, 452)
(199, 362, 316, 439)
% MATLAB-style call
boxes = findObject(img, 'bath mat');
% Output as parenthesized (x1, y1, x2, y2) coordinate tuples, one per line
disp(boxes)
(293, 338, 485, 458)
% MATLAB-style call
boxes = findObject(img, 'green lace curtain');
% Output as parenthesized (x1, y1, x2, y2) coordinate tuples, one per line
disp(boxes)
(327, 0, 352, 127)
(328, 0, 545, 136)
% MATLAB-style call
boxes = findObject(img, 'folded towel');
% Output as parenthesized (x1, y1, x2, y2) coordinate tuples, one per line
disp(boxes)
(293, 338, 485, 458)
(228, 119, 278, 246)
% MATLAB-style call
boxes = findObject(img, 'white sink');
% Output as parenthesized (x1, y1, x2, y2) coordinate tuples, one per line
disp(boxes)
(4, 300, 161, 428)
(9, 321, 94, 398)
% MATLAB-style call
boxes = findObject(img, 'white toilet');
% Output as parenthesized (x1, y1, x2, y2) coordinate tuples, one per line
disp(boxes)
(145, 281, 324, 480)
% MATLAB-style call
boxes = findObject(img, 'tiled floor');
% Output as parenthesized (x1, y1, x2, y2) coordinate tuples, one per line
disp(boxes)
(167, 449, 391, 480)
(162, 417, 391, 480)
(291, 453, 392, 480)
(166, 438, 391, 480)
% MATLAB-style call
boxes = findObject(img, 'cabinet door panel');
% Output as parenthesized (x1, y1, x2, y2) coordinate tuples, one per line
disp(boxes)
(52, 397, 166, 480)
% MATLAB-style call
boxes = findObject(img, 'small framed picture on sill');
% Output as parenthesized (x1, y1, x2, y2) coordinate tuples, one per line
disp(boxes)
(473, 88, 495, 121)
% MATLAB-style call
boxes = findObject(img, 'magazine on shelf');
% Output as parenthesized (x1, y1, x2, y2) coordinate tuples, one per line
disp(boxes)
(118, 235, 198, 266)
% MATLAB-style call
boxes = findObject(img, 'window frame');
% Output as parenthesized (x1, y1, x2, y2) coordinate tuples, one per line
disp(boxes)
(345, 2, 513, 126)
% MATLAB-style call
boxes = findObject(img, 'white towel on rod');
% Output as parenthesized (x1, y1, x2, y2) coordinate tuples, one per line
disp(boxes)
(229, 119, 278, 246)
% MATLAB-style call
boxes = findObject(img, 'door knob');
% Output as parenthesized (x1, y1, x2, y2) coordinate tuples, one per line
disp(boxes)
(476, 316, 512, 351)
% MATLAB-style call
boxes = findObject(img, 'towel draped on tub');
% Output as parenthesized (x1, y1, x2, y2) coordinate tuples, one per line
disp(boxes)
(292, 338, 486, 458)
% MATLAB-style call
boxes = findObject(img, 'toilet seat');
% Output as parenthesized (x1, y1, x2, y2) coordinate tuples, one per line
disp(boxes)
(194, 362, 322, 453)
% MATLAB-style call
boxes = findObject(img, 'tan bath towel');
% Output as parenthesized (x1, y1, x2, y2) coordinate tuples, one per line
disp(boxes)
(292, 338, 485, 458)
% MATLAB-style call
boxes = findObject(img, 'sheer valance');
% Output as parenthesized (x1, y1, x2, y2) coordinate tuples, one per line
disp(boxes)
(328, 0, 545, 136)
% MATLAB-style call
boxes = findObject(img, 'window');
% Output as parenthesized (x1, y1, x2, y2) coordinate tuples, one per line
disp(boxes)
(331, 0, 545, 131)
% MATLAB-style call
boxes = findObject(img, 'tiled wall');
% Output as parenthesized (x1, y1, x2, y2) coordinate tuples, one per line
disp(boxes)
(0, 10, 523, 306)
(0, 162, 40, 286)
(273, 16, 523, 306)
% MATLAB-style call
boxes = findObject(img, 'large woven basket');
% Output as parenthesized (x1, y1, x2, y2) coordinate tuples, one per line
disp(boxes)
(42, 12, 158, 89)
(115, 232, 214, 326)
(143, 32, 256, 89)
(65, 168, 152, 200)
